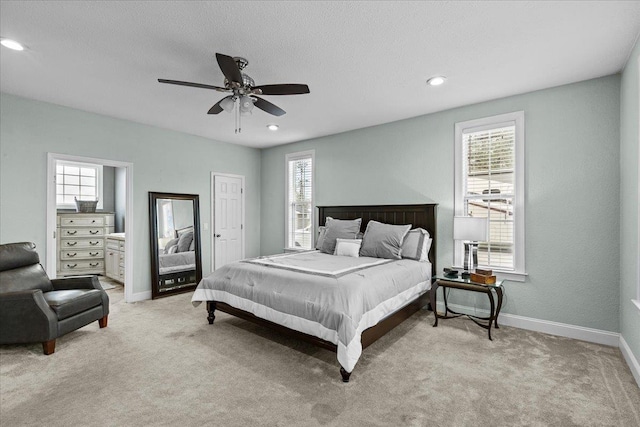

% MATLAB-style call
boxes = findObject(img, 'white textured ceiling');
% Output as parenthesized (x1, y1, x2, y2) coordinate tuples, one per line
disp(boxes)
(1, 1, 639, 148)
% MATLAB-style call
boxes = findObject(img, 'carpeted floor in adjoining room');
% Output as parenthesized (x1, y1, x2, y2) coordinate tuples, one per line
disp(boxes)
(1, 287, 638, 427)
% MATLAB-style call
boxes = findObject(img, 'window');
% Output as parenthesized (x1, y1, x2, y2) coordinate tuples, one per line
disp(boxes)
(285, 150, 315, 250)
(56, 160, 103, 209)
(455, 111, 525, 280)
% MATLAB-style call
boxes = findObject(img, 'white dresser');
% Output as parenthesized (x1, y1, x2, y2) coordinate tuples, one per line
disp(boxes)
(105, 233, 125, 283)
(56, 212, 114, 277)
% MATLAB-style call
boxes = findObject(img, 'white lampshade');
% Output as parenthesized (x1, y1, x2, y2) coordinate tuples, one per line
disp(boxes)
(220, 97, 235, 112)
(239, 95, 254, 113)
(453, 216, 488, 242)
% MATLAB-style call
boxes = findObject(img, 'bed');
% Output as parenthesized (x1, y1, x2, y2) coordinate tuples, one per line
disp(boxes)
(158, 226, 197, 288)
(192, 204, 437, 382)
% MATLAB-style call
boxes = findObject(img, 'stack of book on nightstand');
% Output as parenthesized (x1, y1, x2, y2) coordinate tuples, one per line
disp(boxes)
(470, 268, 497, 285)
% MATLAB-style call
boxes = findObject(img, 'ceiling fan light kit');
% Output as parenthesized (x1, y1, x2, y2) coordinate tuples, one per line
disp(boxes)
(159, 53, 310, 133)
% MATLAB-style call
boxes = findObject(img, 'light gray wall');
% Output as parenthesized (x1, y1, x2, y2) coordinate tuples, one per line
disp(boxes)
(261, 75, 621, 332)
(102, 165, 115, 212)
(620, 38, 640, 362)
(0, 93, 261, 294)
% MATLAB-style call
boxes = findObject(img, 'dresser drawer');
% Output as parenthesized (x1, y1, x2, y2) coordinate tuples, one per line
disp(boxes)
(60, 260, 104, 272)
(60, 249, 104, 260)
(60, 217, 105, 227)
(61, 228, 105, 237)
(60, 239, 104, 249)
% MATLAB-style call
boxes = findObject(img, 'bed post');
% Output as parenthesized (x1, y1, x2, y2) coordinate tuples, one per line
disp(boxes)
(207, 301, 216, 324)
(340, 367, 351, 383)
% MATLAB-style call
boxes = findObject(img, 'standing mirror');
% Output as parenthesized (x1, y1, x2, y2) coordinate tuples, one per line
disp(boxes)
(149, 192, 202, 299)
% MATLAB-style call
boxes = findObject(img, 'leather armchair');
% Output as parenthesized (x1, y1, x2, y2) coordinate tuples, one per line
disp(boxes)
(0, 242, 109, 354)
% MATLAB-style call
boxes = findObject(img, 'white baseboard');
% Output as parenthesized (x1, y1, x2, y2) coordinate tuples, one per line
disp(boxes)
(126, 290, 151, 303)
(620, 335, 640, 388)
(435, 302, 620, 346)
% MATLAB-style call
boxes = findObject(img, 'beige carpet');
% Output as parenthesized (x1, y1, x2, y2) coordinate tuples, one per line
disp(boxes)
(1, 288, 638, 427)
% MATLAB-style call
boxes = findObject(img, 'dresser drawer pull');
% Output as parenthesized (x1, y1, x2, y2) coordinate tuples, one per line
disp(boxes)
(90, 241, 100, 246)
(69, 220, 74, 223)
(89, 252, 99, 256)
(89, 262, 99, 267)
(66, 241, 78, 246)
(89, 230, 99, 235)
(66, 264, 78, 268)
(66, 253, 77, 257)
(67, 230, 77, 235)
(92, 220, 96, 223)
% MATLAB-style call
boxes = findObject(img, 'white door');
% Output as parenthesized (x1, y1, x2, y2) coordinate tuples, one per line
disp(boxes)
(214, 174, 244, 269)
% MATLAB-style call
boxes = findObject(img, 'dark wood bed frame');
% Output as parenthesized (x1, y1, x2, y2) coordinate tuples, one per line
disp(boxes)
(206, 203, 438, 382)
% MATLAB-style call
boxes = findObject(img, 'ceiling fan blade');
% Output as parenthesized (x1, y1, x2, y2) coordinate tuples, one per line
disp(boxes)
(158, 79, 229, 92)
(253, 96, 286, 116)
(252, 84, 310, 95)
(208, 96, 233, 114)
(216, 53, 243, 85)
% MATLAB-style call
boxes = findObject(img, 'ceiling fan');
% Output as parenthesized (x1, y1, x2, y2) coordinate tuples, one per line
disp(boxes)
(158, 53, 310, 133)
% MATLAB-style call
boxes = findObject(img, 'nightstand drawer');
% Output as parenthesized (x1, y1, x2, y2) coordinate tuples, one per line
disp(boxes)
(60, 217, 105, 227)
(60, 239, 104, 249)
(60, 260, 104, 272)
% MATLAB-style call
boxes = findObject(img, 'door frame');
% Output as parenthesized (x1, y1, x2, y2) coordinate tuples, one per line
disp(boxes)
(46, 153, 135, 303)
(211, 172, 245, 271)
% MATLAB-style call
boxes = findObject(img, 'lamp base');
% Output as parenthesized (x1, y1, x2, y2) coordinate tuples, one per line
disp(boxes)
(463, 242, 479, 272)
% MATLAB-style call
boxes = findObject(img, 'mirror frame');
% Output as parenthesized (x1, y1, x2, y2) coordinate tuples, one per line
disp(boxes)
(149, 192, 202, 299)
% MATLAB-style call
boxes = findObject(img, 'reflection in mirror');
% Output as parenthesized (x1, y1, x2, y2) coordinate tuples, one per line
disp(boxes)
(149, 192, 202, 299)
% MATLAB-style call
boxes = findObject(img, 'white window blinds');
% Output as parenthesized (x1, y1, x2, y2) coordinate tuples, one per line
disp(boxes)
(286, 151, 314, 249)
(463, 126, 515, 269)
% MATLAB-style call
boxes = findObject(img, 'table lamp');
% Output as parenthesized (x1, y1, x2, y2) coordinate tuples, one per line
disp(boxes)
(454, 216, 488, 273)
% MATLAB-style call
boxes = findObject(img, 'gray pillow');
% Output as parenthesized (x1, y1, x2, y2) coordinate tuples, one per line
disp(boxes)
(177, 230, 194, 253)
(315, 226, 327, 250)
(401, 228, 431, 261)
(360, 220, 411, 260)
(320, 217, 362, 254)
(164, 237, 180, 254)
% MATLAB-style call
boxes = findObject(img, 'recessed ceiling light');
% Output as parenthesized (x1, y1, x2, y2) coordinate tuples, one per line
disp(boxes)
(427, 76, 446, 86)
(0, 38, 25, 51)
(267, 124, 279, 131)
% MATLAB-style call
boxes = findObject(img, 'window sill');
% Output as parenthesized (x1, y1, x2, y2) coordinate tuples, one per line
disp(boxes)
(452, 265, 527, 282)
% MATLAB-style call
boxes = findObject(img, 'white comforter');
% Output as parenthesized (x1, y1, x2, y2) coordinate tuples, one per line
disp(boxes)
(192, 250, 431, 372)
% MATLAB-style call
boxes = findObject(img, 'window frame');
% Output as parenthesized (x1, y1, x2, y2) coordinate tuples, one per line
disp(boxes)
(284, 150, 315, 251)
(55, 160, 104, 210)
(454, 111, 526, 281)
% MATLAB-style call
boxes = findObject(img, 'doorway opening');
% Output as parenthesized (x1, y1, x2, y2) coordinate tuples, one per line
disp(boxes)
(46, 153, 135, 302)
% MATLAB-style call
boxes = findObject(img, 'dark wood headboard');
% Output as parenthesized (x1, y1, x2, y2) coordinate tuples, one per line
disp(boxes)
(317, 204, 438, 276)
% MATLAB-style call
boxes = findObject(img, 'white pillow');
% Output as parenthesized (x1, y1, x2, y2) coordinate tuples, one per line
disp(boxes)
(401, 228, 431, 261)
(333, 238, 362, 258)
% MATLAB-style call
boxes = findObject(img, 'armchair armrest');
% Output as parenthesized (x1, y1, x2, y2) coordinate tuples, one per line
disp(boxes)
(0, 290, 57, 343)
(51, 275, 102, 291)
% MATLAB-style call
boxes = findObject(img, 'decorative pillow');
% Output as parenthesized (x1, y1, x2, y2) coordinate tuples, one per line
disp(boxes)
(356, 231, 364, 240)
(359, 220, 411, 260)
(320, 217, 362, 254)
(177, 230, 194, 253)
(189, 238, 195, 251)
(401, 228, 431, 261)
(164, 237, 180, 254)
(315, 226, 327, 250)
(167, 245, 179, 254)
(334, 239, 362, 258)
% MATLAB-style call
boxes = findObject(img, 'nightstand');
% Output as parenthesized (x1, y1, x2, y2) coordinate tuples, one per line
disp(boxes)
(431, 275, 505, 340)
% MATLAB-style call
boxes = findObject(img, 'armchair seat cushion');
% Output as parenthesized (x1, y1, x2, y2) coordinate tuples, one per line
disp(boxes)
(43, 289, 103, 320)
